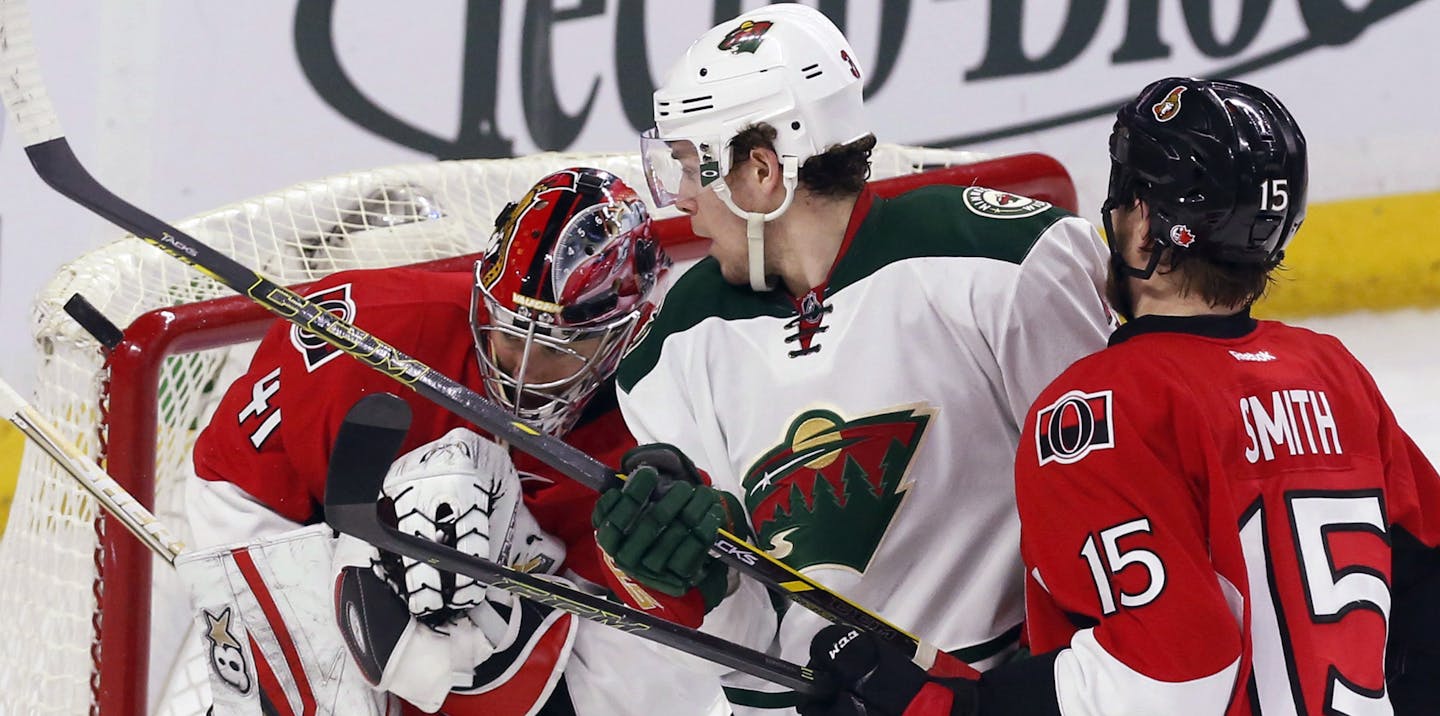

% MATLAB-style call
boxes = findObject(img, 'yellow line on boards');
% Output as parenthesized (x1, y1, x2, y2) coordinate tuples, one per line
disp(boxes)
(0, 422, 24, 535)
(1256, 189, 1440, 318)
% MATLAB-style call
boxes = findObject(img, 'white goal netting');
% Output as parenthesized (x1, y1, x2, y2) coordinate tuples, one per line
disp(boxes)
(0, 144, 992, 715)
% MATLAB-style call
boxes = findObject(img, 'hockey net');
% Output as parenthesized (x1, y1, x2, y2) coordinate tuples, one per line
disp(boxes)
(0, 146, 1074, 716)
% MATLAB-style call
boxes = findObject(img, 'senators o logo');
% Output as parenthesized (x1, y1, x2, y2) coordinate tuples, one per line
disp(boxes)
(1036, 389, 1115, 466)
(290, 283, 357, 372)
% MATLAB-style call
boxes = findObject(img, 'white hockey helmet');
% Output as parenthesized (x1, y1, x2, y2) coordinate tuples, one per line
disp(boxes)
(641, 4, 868, 289)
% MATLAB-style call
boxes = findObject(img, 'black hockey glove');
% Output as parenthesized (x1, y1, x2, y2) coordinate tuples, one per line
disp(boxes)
(592, 443, 736, 609)
(800, 625, 980, 716)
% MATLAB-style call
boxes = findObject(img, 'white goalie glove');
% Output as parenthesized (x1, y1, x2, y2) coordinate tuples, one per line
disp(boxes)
(377, 426, 566, 622)
(333, 427, 577, 712)
(333, 533, 579, 713)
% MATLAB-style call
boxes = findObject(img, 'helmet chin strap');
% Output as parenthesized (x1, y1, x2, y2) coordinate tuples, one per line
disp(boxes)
(710, 156, 800, 291)
(1102, 201, 1167, 321)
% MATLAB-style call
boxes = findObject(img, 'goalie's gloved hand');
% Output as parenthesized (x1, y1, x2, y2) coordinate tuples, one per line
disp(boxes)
(800, 625, 981, 716)
(592, 443, 734, 608)
(378, 426, 565, 626)
(334, 533, 579, 713)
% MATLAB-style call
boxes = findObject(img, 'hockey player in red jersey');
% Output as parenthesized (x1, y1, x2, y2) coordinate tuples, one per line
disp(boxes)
(182, 168, 727, 715)
(797, 78, 1440, 715)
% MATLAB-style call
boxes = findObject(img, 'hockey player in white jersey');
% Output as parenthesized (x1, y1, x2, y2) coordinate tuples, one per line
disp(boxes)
(591, 5, 1115, 713)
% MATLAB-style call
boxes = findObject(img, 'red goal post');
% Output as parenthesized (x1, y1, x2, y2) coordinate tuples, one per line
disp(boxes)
(0, 148, 1073, 716)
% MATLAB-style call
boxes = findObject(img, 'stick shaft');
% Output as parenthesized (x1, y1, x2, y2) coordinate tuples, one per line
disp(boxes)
(327, 393, 830, 695)
(375, 517, 827, 694)
(0, 379, 184, 562)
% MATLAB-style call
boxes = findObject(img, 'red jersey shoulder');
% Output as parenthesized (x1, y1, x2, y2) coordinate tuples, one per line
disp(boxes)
(193, 267, 483, 521)
(1025, 345, 1137, 468)
(267, 267, 475, 371)
(1024, 320, 1386, 477)
(1022, 334, 1196, 472)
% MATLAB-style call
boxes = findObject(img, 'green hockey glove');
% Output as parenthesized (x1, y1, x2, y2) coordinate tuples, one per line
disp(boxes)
(592, 444, 733, 608)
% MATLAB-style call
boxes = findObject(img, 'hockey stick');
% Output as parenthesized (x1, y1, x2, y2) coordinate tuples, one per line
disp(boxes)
(0, 0, 927, 661)
(0, 377, 185, 563)
(326, 392, 831, 695)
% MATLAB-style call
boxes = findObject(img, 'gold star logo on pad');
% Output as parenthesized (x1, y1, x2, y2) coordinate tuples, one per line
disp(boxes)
(204, 607, 242, 650)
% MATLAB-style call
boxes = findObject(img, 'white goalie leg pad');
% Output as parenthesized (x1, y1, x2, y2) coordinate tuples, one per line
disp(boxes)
(176, 523, 394, 716)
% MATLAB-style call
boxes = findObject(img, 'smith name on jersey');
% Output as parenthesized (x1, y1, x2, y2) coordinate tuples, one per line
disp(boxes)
(616, 184, 1114, 710)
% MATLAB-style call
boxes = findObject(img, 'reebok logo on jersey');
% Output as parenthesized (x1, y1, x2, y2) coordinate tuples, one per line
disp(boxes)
(1035, 390, 1114, 466)
(1229, 350, 1277, 362)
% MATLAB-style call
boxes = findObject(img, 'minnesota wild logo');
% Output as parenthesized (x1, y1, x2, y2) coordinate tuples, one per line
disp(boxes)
(742, 407, 931, 574)
(961, 186, 1052, 219)
(717, 20, 774, 55)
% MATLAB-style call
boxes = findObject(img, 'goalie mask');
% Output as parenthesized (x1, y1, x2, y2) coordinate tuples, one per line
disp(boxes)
(641, 4, 867, 290)
(1103, 77, 1308, 279)
(472, 168, 666, 436)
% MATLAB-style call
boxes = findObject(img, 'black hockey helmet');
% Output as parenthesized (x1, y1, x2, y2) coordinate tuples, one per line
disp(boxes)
(1103, 77, 1307, 277)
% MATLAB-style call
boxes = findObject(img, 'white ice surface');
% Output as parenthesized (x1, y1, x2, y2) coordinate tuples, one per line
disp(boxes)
(1292, 308, 1440, 465)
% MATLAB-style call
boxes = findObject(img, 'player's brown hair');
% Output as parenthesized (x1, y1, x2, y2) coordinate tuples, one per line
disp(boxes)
(1165, 251, 1278, 309)
(728, 123, 875, 197)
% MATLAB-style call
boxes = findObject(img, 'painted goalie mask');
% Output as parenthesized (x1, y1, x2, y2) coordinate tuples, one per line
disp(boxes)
(472, 167, 666, 436)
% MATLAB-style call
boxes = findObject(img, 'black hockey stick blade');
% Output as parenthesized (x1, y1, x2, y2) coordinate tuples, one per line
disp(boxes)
(324, 392, 412, 524)
(323, 393, 831, 696)
(63, 293, 124, 350)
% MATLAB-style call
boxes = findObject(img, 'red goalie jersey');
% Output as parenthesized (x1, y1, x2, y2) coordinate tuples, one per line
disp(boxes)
(192, 267, 710, 714)
(194, 266, 705, 622)
(1016, 313, 1440, 715)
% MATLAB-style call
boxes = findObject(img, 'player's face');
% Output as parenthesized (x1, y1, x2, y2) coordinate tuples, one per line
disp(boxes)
(668, 141, 706, 206)
(478, 334, 601, 412)
(1105, 199, 1148, 313)
(487, 332, 606, 397)
(670, 151, 757, 287)
(694, 190, 751, 286)
(1108, 200, 1149, 264)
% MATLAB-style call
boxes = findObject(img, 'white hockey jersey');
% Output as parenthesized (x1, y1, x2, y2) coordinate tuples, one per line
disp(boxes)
(615, 186, 1114, 712)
